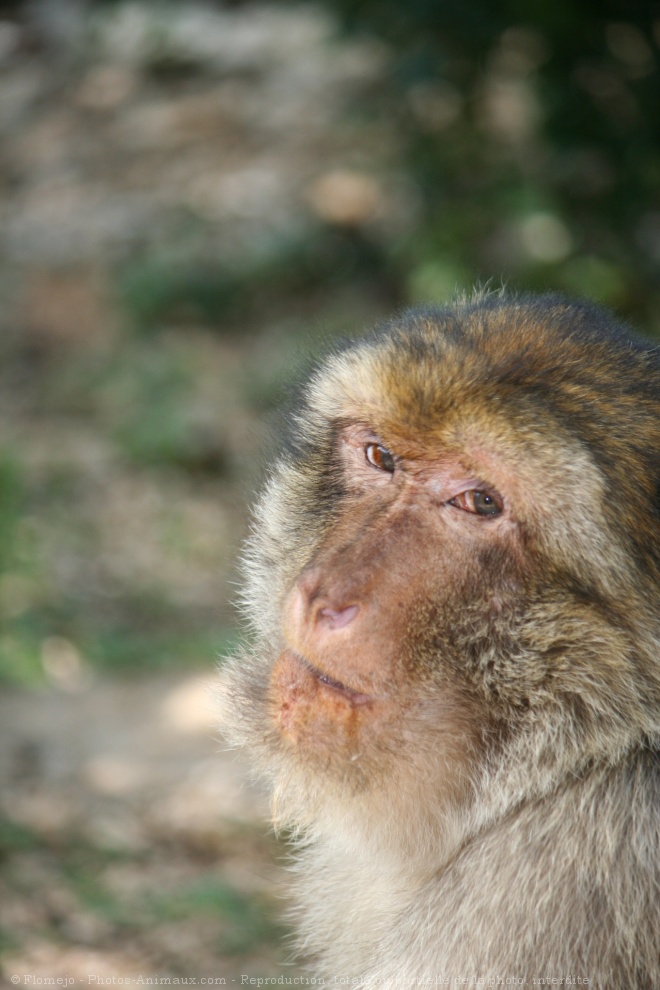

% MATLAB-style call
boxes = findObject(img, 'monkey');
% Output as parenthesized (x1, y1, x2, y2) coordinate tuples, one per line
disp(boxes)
(218, 292, 660, 988)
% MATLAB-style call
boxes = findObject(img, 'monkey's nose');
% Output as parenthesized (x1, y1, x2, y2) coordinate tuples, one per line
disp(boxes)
(291, 568, 360, 632)
(285, 575, 360, 642)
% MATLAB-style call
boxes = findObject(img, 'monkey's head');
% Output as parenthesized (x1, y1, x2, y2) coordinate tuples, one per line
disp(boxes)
(221, 293, 660, 848)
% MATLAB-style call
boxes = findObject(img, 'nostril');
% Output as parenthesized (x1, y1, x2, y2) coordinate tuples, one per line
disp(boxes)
(317, 604, 359, 630)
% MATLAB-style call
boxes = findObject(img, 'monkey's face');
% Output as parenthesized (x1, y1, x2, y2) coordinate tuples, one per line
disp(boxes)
(268, 417, 522, 793)
(223, 296, 660, 827)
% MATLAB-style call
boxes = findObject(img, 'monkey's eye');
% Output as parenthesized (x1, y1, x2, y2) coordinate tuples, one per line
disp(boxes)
(365, 443, 395, 473)
(449, 489, 503, 517)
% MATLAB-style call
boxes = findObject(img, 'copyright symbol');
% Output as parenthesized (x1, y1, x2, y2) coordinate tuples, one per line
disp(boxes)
(11, 977, 20, 985)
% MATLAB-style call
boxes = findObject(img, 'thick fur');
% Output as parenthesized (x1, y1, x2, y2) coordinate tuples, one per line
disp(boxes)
(219, 293, 660, 988)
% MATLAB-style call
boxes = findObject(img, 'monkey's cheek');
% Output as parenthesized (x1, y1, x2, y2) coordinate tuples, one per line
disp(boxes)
(269, 649, 382, 751)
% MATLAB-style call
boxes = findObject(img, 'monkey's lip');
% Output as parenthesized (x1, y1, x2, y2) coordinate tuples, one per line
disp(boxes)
(291, 651, 375, 705)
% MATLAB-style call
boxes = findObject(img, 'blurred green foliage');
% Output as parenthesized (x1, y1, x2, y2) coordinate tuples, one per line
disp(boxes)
(118, 228, 396, 333)
(0, 453, 44, 685)
(331, 0, 660, 324)
(114, 0, 659, 326)
(0, 424, 237, 685)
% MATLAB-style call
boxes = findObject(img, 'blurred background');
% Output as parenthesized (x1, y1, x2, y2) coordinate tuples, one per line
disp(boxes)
(0, 0, 658, 982)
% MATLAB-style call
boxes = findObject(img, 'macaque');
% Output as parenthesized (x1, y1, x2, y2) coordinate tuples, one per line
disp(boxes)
(219, 293, 660, 987)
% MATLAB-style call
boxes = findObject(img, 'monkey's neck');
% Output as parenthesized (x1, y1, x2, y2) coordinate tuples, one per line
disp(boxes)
(294, 749, 659, 984)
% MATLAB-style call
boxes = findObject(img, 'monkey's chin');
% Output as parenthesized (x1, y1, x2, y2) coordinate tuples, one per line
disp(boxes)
(269, 649, 391, 760)
(269, 649, 382, 751)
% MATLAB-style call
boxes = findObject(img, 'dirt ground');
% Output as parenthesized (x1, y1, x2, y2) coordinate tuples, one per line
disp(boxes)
(0, 671, 295, 985)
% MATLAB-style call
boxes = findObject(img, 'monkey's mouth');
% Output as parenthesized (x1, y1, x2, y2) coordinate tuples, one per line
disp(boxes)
(295, 653, 374, 705)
